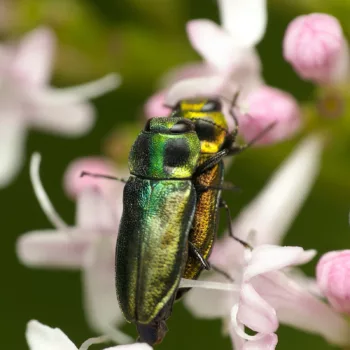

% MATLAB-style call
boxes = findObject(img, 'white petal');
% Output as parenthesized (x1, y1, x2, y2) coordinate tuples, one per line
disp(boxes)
(82, 238, 131, 344)
(184, 273, 238, 318)
(30, 73, 121, 106)
(26, 320, 77, 350)
(11, 27, 55, 86)
(0, 114, 26, 187)
(28, 102, 95, 136)
(16, 231, 90, 268)
(253, 271, 350, 346)
(218, 0, 267, 47)
(244, 245, 316, 281)
(165, 75, 237, 107)
(187, 20, 243, 71)
(231, 134, 324, 245)
(242, 333, 278, 350)
(159, 62, 215, 88)
(76, 189, 118, 232)
(104, 345, 153, 350)
(237, 283, 278, 333)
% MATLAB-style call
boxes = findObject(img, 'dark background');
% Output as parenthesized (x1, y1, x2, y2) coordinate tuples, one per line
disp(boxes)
(2, 0, 349, 348)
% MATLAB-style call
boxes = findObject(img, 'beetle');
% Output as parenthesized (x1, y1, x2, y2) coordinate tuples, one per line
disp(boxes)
(115, 116, 204, 345)
(169, 98, 252, 298)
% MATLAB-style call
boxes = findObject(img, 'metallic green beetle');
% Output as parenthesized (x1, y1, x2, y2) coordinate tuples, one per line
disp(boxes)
(115, 116, 201, 345)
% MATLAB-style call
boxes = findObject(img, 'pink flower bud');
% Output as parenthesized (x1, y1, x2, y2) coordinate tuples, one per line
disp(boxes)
(63, 157, 117, 199)
(316, 250, 350, 314)
(144, 91, 171, 119)
(283, 13, 347, 84)
(238, 86, 301, 145)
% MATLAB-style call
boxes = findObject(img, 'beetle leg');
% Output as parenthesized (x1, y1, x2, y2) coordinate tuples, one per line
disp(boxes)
(194, 149, 228, 176)
(219, 199, 252, 250)
(189, 241, 210, 270)
(80, 171, 127, 183)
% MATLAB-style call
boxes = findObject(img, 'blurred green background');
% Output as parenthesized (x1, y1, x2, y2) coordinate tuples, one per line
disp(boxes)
(2, 0, 350, 349)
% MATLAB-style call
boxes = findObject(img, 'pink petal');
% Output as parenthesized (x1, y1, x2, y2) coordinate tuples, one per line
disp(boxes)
(76, 189, 120, 234)
(187, 20, 240, 71)
(144, 90, 171, 119)
(242, 333, 278, 350)
(283, 13, 347, 84)
(26, 320, 77, 350)
(316, 250, 350, 314)
(83, 238, 129, 343)
(237, 283, 278, 333)
(218, 0, 267, 48)
(184, 273, 238, 319)
(253, 271, 350, 346)
(63, 157, 122, 200)
(0, 113, 26, 188)
(11, 27, 55, 86)
(27, 101, 95, 136)
(16, 231, 90, 268)
(238, 85, 302, 145)
(244, 245, 316, 281)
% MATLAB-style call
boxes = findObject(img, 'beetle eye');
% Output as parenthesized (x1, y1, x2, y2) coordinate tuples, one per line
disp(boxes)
(201, 99, 222, 112)
(144, 118, 152, 131)
(170, 120, 195, 133)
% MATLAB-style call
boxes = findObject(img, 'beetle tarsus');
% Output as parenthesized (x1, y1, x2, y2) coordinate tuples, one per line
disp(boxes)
(189, 241, 210, 270)
(80, 171, 127, 183)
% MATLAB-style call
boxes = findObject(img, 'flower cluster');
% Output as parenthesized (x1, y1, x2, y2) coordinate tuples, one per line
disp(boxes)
(7, 1, 350, 349)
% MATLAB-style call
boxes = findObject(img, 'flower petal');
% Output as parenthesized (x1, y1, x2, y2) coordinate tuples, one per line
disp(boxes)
(29, 74, 121, 106)
(230, 134, 324, 246)
(0, 114, 26, 187)
(11, 27, 55, 86)
(144, 90, 171, 119)
(76, 189, 119, 233)
(27, 102, 95, 136)
(16, 231, 89, 268)
(26, 320, 77, 350)
(242, 333, 278, 350)
(237, 283, 278, 333)
(253, 271, 350, 346)
(184, 273, 238, 318)
(243, 245, 316, 281)
(187, 20, 241, 71)
(104, 345, 153, 350)
(82, 238, 131, 344)
(217, 0, 267, 47)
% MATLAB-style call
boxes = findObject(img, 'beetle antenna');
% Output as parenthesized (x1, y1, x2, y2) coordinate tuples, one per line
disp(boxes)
(80, 171, 127, 183)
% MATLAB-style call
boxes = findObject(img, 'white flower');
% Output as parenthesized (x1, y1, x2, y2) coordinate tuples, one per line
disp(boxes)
(17, 154, 130, 344)
(0, 27, 121, 188)
(183, 134, 350, 347)
(26, 320, 152, 350)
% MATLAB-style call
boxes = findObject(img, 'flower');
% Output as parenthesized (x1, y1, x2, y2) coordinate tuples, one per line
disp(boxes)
(0, 27, 121, 188)
(147, 0, 301, 145)
(183, 134, 350, 347)
(283, 13, 349, 85)
(316, 250, 350, 314)
(26, 320, 152, 350)
(237, 86, 302, 145)
(17, 154, 130, 344)
(145, 0, 267, 123)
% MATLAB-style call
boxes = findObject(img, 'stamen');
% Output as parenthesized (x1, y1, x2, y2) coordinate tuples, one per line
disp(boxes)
(230, 304, 265, 342)
(30, 153, 68, 229)
(179, 278, 239, 292)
